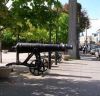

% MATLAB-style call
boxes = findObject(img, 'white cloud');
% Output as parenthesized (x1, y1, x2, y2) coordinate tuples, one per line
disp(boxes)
(87, 19, 100, 36)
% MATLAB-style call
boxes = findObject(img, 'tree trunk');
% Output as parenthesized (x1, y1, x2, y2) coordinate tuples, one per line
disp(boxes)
(68, 0, 80, 59)
(0, 41, 2, 63)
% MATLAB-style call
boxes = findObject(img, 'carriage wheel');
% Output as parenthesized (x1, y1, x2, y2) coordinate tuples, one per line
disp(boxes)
(29, 60, 47, 76)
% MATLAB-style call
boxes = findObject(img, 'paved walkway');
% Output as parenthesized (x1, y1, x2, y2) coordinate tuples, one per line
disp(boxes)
(0, 52, 100, 96)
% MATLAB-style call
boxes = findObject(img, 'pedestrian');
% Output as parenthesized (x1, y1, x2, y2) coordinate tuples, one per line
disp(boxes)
(82, 45, 86, 54)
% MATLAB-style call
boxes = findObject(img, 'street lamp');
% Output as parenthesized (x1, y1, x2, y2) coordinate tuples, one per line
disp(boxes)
(55, 0, 59, 65)
(85, 19, 98, 52)
(85, 22, 88, 47)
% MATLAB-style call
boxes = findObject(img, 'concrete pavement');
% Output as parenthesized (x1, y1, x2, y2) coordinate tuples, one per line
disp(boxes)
(0, 52, 100, 96)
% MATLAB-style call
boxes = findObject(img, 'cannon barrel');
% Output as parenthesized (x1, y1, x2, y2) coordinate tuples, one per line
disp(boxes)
(16, 43, 73, 53)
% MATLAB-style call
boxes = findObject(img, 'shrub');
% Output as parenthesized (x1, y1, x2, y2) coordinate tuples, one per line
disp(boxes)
(2, 31, 16, 49)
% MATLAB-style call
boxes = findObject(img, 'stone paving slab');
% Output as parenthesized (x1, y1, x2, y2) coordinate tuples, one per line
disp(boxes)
(0, 52, 100, 96)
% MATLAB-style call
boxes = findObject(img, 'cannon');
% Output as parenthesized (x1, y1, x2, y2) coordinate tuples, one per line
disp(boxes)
(6, 43, 73, 75)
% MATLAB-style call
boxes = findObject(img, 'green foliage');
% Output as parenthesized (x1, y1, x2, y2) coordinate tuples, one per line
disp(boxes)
(2, 30, 16, 49)
(0, 0, 12, 31)
(1, 0, 69, 46)
(58, 13, 69, 43)
(52, 12, 69, 43)
(76, 3, 90, 33)
(79, 10, 90, 32)
(20, 26, 49, 43)
(1, 0, 90, 49)
(11, 0, 60, 28)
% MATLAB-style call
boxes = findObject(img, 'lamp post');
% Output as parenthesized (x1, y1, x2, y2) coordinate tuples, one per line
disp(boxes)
(85, 21, 88, 45)
(85, 23, 88, 53)
(85, 19, 98, 52)
(55, 0, 59, 65)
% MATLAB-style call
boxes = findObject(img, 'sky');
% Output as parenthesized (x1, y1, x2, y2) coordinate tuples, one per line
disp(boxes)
(60, 0, 100, 36)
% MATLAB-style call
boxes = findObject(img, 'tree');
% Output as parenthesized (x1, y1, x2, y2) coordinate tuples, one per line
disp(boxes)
(66, 1, 90, 59)
(0, 0, 12, 62)
(52, 12, 69, 43)
(62, 2, 90, 33)
(68, 0, 77, 59)
(0, 0, 62, 63)
(2, 29, 15, 49)
(0, 0, 12, 32)
(10, 0, 60, 27)
(79, 10, 90, 32)
(9, 0, 62, 44)
(76, 3, 90, 58)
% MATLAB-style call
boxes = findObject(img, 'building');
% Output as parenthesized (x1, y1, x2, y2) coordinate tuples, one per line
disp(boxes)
(79, 35, 93, 46)
(96, 29, 100, 42)
(79, 29, 100, 49)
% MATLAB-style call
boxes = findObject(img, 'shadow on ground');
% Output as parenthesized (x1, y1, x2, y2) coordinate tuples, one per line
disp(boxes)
(0, 71, 100, 96)
(0, 52, 100, 96)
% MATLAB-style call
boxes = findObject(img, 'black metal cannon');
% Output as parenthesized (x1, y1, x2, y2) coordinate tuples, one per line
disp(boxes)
(6, 43, 73, 75)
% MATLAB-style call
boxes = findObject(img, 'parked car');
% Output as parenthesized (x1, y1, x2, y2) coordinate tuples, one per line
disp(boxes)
(90, 48, 96, 55)
(95, 48, 100, 59)
(90, 45, 100, 55)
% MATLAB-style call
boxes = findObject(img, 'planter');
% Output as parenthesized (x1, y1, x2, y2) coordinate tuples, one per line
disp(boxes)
(63, 55, 71, 61)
